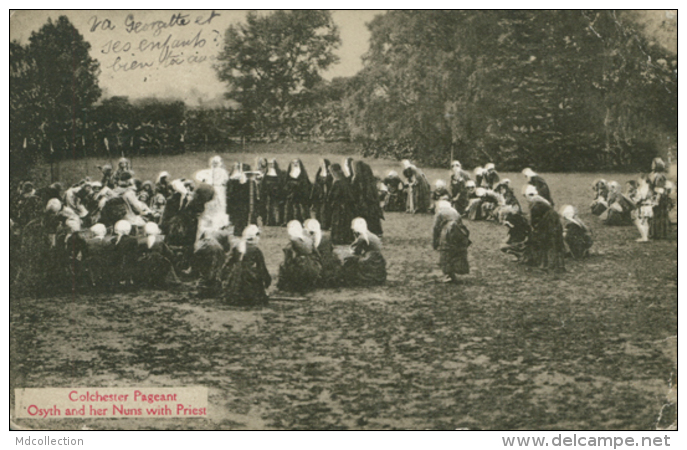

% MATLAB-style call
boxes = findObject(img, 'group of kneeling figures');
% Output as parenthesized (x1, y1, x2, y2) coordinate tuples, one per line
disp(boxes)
(11, 155, 673, 305)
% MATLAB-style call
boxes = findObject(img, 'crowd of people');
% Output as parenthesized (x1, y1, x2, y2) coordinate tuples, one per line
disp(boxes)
(10, 154, 674, 304)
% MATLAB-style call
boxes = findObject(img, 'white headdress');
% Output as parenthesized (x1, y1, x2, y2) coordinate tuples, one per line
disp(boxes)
(46, 198, 62, 213)
(90, 223, 107, 238)
(351, 217, 370, 245)
(287, 220, 304, 240)
(303, 219, 322, 248)
(435, 179, 447, 189)
(522, 168, 536, 178)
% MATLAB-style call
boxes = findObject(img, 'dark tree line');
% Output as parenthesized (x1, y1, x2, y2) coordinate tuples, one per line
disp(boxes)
(344, 10, 677, 171)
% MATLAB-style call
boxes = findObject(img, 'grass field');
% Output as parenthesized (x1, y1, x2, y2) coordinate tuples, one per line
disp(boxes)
(10, 150, 677, 430)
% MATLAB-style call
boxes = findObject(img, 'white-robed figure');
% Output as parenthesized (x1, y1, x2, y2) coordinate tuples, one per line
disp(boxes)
(195, 156, 230, 239)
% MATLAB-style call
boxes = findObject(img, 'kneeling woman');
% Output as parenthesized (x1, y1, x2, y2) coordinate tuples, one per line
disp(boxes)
(277, 221, 322, 293)
(342, 218, 387, 286)
(524, 185, 566, 272)
(560, 205, 593, 259)
(433, 201, 471, 283)
(222, 225, 271, 306)
(304, 218, 343, 288)
(135, 222, 179, 288)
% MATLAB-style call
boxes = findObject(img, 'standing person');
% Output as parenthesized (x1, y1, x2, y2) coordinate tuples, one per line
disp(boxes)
(522, 168, 554, 206)
(284, 159, 312, 223)
(648, 157, 671, 240)
(524, 185, 566, 272)
(449, 161, 471, 215)
(310, 158, 333, 230)
(432, 200, 471, 283)
(221, 225, 271, 306)
(482, 163, 500, 189)
(304, 218, 343, 288)
(261, 159, 285, 226)
(342, 157, 355, 181)
(326, 163, 357, 245)
(560, 205, 593, 259)
(277, 220, 322, 293)
(342, 218, 387, 286)
(402, 160, 432, 214)
(383, 170, 407, 212)
(632, 176, 653, 242)
(226, 162, 250, 236)
(195, 155, 230, 236)
(351, 160, 385, 236)
(254, 157, 268, 226)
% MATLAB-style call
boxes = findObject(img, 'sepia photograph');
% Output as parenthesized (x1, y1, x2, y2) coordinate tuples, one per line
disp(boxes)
(9, 8, 677, 434)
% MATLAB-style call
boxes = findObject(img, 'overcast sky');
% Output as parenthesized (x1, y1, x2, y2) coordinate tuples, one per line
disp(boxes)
(10, 10, 382, 106)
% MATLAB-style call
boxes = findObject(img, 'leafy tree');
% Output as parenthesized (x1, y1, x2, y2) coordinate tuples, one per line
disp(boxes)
(215, 10, 341, 140)
(11, 16, 101, 182)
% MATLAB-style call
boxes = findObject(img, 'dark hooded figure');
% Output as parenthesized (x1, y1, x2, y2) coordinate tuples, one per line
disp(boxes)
(402, 160, 432, 214)
(261, 159, 286, 226)
(382, 171, 407, 212)
(326, 163, 357, 245)
(524, 185, 565, 272)
(523, 168, 554, 207)
(648, 157, 671, 240)
(134, 222, 178, 288)
(351, 160, 384, 236)
(15, 181, 44, 227)
(310, 158, 333, 230)
(99, 164, 115, 189)
(227, 163, 259, 236)
(433, 201, 471, 283)
(193, 228, 235, 297)
(342, 157, 355, 181)
(481, 163, 500, 189)
(284, 159, 312, 223)
(254, 157, 268, 225)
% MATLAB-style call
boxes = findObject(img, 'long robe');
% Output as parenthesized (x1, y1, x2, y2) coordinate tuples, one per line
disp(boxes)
(342, 233, 387, 286)
(433, 209, 471, 276)
(528, 175, 554, 206)
(528, 199, 566, 272)
(222, 245, 271, 306)
(134, 235, 176, 287)
(260, 174, 285, 226)
(284, 174, 312, 223)
(649, 172, 671, 239)
(327, 179, 356, 245)
(403, 166, 432, 214)
(310, 174, 333, 229)
(383, 175, 407, 212)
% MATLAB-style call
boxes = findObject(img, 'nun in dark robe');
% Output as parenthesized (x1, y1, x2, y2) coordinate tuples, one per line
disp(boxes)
(524, 185, 566, 272)
(402, 160, 432, 214)
(433, 201, 471, 283)
(648, 157, 671, 240)
(254, 157, 268, 225)
(221, 225, 271, 306)
(261, 159, 286, 226)
(304, 218, 343, 288)
(560, 205, 593, 259)
(277, 220, 322, 293)
(522, 168, 554, 207)
(351, 160, 384, 236)
(326, 163, 357, 245)
(342, 157, 355, 181)
(134, 222, 178, 288)
(284, 159, 312, 223)
(310, 159, 333, 230)
(160, 179, 191, 235)
(449, 161, 471, 215)
(342, 218, 387, 286)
